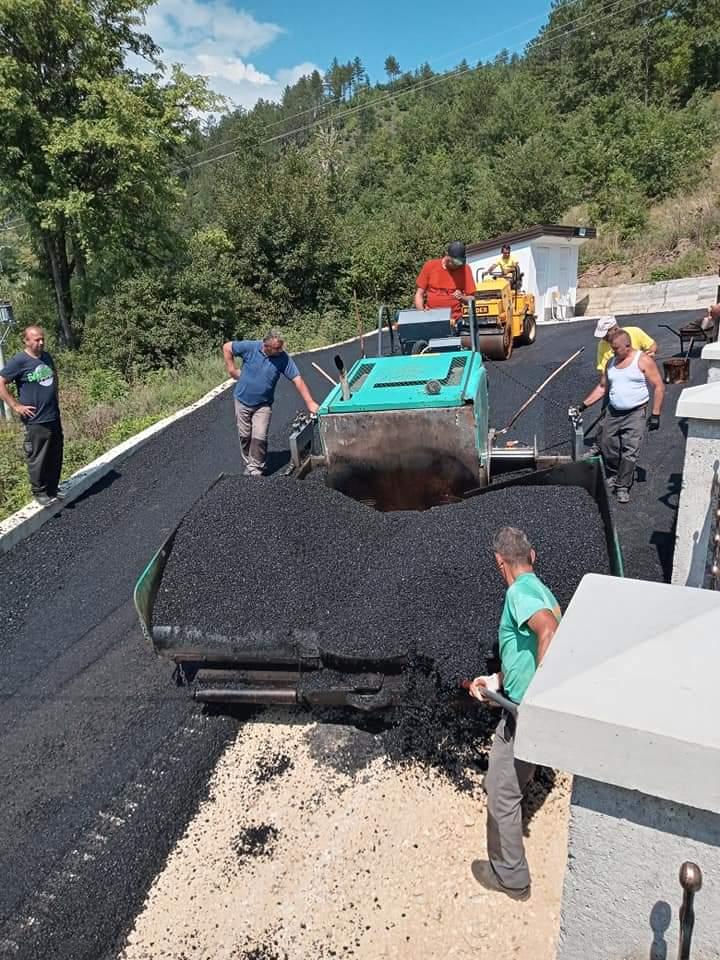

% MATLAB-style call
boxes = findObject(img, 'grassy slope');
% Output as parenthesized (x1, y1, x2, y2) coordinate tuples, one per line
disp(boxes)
(0, 352, 225, 520)
(577, 152, 720, 288)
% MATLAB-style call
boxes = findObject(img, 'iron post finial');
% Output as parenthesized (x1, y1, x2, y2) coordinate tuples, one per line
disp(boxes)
(679, 862, 703, 894)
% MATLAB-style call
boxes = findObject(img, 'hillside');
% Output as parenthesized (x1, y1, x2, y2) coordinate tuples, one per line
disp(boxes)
(578, 141, 720, 287)
(1, 0, 720, 369)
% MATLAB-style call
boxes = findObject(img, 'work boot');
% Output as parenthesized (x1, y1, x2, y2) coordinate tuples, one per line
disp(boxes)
(606, 475, 617, 492)
(616, 487, 630, 504)
(471, 861, 531, 901)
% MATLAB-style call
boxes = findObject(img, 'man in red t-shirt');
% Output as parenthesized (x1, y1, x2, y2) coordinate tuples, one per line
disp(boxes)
(414, 241, 476, 325)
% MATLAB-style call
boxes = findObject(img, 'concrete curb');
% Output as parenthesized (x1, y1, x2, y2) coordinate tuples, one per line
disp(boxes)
(0, 329, 371, 554)
(0, 379, 233, 554)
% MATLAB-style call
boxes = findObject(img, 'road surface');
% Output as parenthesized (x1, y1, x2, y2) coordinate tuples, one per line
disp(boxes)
(0, 311, 704, 959)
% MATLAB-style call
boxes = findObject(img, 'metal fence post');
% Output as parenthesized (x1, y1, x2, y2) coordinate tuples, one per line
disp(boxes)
(0, 301, 16, 419)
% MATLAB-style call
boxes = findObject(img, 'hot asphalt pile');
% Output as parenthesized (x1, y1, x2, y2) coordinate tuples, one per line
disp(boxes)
(155, 475, 609, 781)
(156, 474, 608, 678)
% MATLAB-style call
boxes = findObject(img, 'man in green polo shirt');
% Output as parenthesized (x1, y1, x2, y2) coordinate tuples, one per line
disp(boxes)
(469, 527, 561, 901)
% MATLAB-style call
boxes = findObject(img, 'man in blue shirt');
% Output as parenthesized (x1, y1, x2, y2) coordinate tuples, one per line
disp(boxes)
(222, 329, 319, 476)
(0, 325, 64, 506)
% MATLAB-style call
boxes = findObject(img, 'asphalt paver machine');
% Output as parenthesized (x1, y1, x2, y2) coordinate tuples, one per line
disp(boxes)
(134, 330, 622, 710)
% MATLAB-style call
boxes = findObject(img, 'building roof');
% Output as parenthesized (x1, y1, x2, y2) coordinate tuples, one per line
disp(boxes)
(466, 224, 596, 256)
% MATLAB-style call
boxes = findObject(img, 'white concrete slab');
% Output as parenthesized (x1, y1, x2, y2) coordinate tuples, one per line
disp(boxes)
(676, 381, 720, 420)
(515, 574, 720, 814)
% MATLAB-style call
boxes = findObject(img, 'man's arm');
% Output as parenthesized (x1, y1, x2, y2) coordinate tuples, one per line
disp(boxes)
(414, 287, 427, 311)
(291, 375, 319, 414)
(528, 608, 559, 665)
(0, 373, 35, 418)
(639, 354, 665, 415)
(580, 371, 608, 410)
(222, 341, 241, 380)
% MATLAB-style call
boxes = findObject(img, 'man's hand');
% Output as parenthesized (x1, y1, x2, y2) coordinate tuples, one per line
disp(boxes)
(451, 289, 463, 301)
(648, 414, 660, 431)
(307, 400, 319, 415)
(14, 403, 36, 417)
(226, 367, 240, 381)
(469, 673, 500, 704)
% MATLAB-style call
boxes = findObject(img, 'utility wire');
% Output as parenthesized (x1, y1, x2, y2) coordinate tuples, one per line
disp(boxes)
(0, 0, 655, 227)
(181, 0, 641, 175)
(182, 8, 572, 165)
(183, 0, 615, 167)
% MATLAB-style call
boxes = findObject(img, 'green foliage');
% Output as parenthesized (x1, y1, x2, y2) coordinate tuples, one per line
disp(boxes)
(590, 170, 649, 240)
(108, 414, 162, 443)
(0, 426, 29, 517)
(3, 0, 720, 372)
(0, 0, 216, 344)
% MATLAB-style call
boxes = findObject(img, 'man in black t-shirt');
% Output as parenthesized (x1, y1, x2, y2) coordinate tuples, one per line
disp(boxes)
(0, 325, 64, 506)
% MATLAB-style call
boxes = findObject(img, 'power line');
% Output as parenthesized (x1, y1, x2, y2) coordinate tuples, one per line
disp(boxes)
(181, 0, 641, 176)
(0, 0, 655, 225)
(0, 217, 24, 234)
(183, 0, 599, 168)
(182, 11, 563, 166)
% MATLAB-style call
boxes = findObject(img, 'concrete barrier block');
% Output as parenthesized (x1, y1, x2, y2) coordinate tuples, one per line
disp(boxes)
(516, 573, 720, 815)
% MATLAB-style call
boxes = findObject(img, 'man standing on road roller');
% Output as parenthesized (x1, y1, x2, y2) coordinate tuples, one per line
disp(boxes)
(415, 241, 476, 329)
(0, 325, 64, 506)
(223, 329, 319, 477)
(578, 329, 665, 503)
(469, 527, 561, 901)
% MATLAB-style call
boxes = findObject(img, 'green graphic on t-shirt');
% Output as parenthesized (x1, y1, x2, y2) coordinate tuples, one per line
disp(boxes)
(27, 364, 54, 387)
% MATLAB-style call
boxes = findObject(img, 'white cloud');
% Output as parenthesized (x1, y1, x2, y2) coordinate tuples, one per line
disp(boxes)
(138, 0, 321, 109)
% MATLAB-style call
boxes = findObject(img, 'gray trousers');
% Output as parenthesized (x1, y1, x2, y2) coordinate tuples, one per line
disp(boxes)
(234, 400, 272, 475)
(23, 420, 64, 496)
(486, 712, 535, 890)
(600, 403, 647, 490)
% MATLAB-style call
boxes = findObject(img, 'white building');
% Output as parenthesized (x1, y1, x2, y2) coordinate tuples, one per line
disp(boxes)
(466, 224, 596, 322)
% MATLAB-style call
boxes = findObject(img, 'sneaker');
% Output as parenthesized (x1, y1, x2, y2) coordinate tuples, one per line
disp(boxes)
(471, 860, 531, 901)
(47, 489, 65, 501)
(616, 487, 630, 504)
(35, 493, 53, 507)
(606, 476, 617, 492)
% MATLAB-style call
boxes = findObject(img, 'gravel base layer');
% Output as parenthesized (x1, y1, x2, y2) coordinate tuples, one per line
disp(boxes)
(0, 312, 704, 959)
(118, 719, 572, 960)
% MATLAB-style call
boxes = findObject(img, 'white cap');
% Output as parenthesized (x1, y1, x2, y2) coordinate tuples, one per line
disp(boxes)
(594, 315, 618, 339)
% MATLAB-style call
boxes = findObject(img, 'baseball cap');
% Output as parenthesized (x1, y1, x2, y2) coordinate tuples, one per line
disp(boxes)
(446, 241, 466, 264)
(594, 315, 618, 339)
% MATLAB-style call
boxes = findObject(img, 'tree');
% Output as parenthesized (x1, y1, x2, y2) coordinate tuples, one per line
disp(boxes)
(352, 56, 367, 94)
(384, 55, 401, 84)
(0, 0, 214, 346)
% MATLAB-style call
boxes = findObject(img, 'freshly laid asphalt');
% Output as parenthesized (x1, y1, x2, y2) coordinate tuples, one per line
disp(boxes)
(0, 308, 706, 959)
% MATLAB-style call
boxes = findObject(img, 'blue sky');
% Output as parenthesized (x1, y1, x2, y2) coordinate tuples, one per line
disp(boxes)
(141, 0, 554, 109)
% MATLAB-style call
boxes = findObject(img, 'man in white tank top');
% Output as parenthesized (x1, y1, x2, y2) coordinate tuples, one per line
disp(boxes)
(577, 330, 665, 503)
